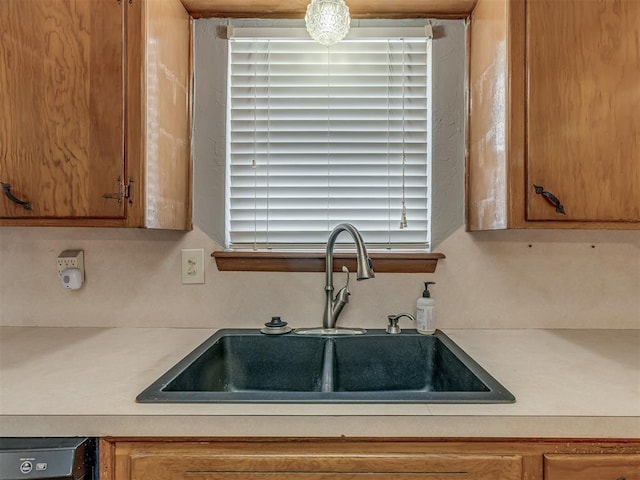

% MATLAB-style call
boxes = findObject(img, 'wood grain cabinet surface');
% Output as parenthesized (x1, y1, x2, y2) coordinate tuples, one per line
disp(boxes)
(467, 0, 640, 230)
(545, 454, 640, 480)
(0, 0, 192, 230)
(108, 441, 523, 480)
(102, 439, 640, 480)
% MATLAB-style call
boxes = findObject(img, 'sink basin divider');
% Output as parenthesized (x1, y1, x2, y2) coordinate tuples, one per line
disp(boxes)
(321, 339, 335, 392)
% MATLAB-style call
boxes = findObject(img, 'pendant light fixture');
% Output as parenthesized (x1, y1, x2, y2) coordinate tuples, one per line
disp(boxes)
(305, 0, 351, 45)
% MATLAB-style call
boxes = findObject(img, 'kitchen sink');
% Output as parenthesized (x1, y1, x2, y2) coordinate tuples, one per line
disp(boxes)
(136, 329, 515, 403)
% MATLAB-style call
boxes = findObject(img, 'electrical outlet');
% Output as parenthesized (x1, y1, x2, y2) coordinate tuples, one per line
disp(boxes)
(181, 249, 205, 284)
(57, 250, 84, 277)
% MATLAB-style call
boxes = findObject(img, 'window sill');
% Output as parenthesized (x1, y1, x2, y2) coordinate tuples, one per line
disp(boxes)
(212, 251, 445, 273)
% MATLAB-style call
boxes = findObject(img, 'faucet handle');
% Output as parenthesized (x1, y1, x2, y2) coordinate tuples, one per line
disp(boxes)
(335, 266, 351, 304)
(341, 265, 350, 289)
(386, 313, 415, 334)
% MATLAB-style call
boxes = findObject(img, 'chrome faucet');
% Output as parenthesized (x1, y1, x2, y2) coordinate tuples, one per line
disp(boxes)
(323, 223, 375, 330)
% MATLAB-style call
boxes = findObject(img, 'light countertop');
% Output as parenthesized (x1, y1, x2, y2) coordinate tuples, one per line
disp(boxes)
(0, 327, 638, 438)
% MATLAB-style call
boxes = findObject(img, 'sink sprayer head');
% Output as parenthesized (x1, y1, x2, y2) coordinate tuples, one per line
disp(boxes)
(356, 256, 375, 280)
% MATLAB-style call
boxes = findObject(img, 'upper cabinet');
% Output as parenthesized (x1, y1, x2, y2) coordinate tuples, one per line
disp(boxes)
(0, 0, 192, 229)
(0, 0, 125, 222)
(467, 0, 640, 230)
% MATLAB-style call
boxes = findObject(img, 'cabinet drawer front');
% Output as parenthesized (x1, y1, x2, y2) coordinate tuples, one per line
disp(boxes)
(129, 453, 522, 480)
(545, 454, 640, 480)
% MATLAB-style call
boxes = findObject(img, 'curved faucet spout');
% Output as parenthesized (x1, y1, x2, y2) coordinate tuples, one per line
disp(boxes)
(324, 223, 375, 329)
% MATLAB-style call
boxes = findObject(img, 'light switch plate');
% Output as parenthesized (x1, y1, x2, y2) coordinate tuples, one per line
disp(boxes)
(181, 249, 205, 284)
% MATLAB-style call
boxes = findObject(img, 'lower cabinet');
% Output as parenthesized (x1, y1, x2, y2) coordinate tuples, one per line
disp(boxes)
(544, 454, 640, 480)
(102, 439, 640, 480)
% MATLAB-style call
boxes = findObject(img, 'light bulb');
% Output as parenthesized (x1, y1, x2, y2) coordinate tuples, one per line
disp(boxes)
(305, 0, 350, 46)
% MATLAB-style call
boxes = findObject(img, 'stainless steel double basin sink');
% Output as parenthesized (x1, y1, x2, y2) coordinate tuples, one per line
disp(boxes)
(137, 329, 514, 404)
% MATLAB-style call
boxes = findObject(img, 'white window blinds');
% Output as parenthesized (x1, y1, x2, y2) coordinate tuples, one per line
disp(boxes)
(227, 34, 431, 250)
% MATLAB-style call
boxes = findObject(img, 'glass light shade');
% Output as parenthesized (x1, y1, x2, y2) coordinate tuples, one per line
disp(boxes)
(305, 0, 351, 46)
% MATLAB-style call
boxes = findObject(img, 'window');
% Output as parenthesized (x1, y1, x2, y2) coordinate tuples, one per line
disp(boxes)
(227, 28, 432, 250)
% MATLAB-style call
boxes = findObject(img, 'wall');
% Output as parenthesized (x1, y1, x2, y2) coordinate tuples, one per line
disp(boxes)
(1, 225, 638, 329)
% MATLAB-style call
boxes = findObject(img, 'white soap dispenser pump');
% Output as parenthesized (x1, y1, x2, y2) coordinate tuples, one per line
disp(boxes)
(416, 281, 436, 334)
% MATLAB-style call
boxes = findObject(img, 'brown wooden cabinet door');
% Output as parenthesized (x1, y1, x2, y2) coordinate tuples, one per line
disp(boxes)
(125, 451, 522, 480)
(0, 0, 126, 219)
(526, 0, 640, 222)
(545, 454, 640, 480)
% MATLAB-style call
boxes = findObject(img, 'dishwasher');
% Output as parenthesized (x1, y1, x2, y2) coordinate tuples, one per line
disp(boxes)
(0, 438, 96, 480)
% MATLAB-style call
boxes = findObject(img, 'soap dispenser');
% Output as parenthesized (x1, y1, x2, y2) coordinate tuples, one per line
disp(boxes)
(416, 282, 436, 334)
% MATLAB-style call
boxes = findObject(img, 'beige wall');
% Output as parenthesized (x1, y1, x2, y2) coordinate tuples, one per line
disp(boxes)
(1, 225, 638, 329)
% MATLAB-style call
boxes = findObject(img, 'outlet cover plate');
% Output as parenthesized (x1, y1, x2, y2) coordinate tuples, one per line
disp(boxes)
(181, 249, 205, 284)
(57, 250, 84, 277)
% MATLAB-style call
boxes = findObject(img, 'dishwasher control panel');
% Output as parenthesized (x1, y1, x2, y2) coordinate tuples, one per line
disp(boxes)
(0, 438, 94, 480)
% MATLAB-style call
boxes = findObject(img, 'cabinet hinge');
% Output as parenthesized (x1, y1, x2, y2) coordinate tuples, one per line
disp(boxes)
(103, 176, 134, 205)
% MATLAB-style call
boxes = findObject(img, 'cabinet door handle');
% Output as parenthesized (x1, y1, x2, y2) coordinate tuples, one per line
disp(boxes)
(1, 182, 32, 211)
(533, 184, 565, 214)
